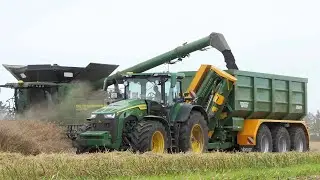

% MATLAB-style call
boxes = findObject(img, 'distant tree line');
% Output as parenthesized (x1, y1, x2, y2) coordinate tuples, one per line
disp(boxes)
(304, 111, 320, 141)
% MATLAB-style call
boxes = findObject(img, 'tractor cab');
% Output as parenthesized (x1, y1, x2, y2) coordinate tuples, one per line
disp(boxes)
(122, 72, 185, 106)
(0, 81, 61, 115)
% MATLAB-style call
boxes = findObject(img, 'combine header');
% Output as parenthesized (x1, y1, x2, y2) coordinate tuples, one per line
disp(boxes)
(72, 32, 309, 154)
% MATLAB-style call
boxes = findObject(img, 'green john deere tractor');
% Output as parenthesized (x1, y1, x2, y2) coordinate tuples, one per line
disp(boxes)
(72, 32, 240, 153)
(73, 71, 203, 153)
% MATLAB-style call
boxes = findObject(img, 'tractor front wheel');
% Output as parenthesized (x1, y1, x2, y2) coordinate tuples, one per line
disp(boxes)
(129, 120, 168, 153)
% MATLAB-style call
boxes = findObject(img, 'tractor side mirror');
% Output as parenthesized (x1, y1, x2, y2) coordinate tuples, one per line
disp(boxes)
(123, 81, 128, 86)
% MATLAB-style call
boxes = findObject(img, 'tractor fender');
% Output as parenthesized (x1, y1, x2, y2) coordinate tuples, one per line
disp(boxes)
(143, 115, 170, 134)
(144, 115, 170, 128)
(174, 103, 208, 123)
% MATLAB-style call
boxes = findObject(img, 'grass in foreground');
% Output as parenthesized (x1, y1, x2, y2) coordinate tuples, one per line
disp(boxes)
(1, 151, 320, 179)
(123, 163, 320, 180)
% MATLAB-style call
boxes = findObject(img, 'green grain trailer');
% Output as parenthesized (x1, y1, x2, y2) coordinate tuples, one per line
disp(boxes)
(227, 69, 308, 152)
(226, 69, 307, 120)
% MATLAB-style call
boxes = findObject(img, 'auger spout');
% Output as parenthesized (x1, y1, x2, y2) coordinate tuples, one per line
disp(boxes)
(99, 32, 238, 90)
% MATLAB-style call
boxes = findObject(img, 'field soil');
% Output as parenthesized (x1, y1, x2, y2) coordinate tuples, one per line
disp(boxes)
(310, 141, 320, 152)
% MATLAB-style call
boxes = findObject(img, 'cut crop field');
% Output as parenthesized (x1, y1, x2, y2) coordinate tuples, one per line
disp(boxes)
(1, 151, 320, 180)
(0, 120, 73, 155)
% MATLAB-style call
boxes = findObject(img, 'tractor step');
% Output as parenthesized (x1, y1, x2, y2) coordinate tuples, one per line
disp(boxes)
(169, 123, 180, 152)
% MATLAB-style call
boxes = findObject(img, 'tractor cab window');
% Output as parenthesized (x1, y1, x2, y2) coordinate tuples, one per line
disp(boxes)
(145, 80, 162, 102)
(124, 75, 182, 105)
(14, 88, 27, 113)
(124, 77, 163, 103)
(164, 79, 182, 105)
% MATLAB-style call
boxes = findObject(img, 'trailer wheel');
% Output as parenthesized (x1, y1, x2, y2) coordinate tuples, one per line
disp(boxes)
(128, 120, 168, 153)
(271, 125, 290, 152)
(253, 124, 273, 153)
(179, 110, 208, 153)
(288, 126, 308, 152)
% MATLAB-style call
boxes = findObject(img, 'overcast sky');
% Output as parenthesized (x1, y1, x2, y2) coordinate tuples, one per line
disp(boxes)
(0, 0, 319, 113)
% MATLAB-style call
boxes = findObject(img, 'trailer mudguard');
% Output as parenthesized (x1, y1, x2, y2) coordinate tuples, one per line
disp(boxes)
(237, 119, 309, 146)
(173, 103, 208, 123)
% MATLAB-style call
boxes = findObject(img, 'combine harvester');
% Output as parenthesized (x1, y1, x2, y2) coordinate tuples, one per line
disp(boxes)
(72, 32, 309, 153)
(0, 63, 121, 124)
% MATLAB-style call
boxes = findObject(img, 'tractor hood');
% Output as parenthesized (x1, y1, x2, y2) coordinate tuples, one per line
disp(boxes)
(92, 99, 147, 114)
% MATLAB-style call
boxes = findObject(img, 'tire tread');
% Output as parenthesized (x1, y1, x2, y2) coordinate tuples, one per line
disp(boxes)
(128, 120, 167, 153)
(178, 110, 208, 152)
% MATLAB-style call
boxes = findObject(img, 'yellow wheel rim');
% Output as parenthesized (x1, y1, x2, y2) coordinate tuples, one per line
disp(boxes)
(190, 124, 204, 153)
(151, 131, 165, 153)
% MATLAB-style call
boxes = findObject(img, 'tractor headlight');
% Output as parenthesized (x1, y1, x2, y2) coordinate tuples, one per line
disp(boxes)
(104, 113, 115, 119)
(90, 113, 97, 119)
(86, 113, 97, 121)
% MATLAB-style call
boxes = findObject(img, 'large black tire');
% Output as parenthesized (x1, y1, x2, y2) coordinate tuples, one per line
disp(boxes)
(288, 126, 308, 152)
(253, 124, 273, 152)
(128, 120, 168, 153)
(271, 125, 291, 152)
(179, 110, 208, 153)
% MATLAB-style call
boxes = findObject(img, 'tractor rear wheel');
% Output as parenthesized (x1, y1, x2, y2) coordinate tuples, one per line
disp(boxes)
(179, 110, 208, 153)
(128, 120, 168, 153)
